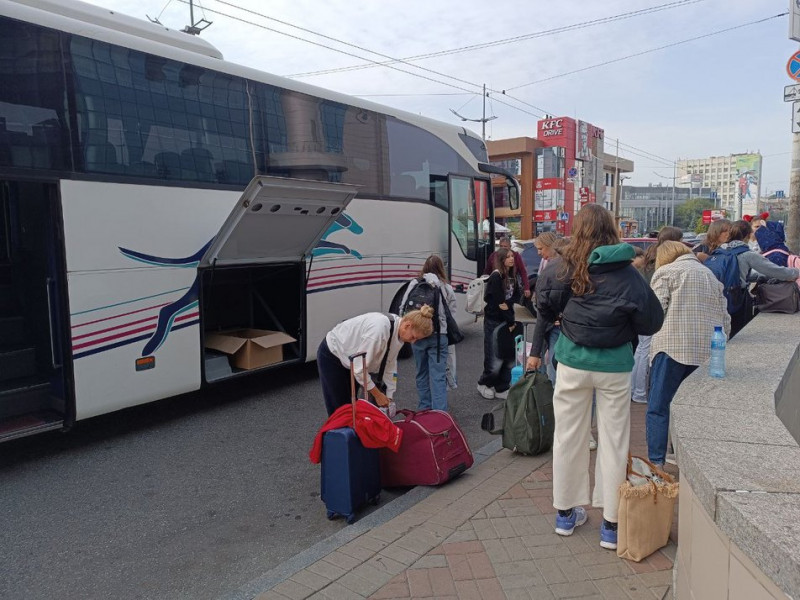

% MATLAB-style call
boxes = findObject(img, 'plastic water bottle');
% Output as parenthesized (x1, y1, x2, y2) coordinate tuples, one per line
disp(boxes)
(709, 326, 726, 378)
(510, 335, 524, 386)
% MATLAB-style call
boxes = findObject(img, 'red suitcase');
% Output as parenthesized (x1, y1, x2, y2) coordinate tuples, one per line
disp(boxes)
(379, 409, 473, 487)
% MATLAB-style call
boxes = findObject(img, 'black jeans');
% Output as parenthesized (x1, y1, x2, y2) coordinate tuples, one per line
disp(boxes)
(478, 318, 522, 393)
(730, 292, 754, 339)
(317, 339, 352, 416)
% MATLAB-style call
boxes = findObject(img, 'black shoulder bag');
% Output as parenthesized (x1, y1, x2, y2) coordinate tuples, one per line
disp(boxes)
(370, 314, 395, 393)
(441, 293, 464, 345)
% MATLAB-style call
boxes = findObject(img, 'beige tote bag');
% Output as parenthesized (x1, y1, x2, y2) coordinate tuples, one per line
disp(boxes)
(617, 456, 679, 562)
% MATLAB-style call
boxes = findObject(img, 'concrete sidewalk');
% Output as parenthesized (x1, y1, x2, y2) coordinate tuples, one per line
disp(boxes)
(257, 404, 677, 600)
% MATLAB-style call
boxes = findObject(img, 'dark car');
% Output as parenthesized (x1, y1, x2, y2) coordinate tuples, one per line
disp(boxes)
(511, 240, 543, 292)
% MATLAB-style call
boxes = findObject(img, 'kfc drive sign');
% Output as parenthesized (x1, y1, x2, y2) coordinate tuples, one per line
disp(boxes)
(540, 118, 564, 138)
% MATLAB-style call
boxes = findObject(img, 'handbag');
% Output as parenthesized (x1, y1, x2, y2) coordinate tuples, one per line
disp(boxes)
(617, 455, 679, 562)
(369, 315, 395, 393)
(441, 298, 464, 345)
(752, 280, 800, 313)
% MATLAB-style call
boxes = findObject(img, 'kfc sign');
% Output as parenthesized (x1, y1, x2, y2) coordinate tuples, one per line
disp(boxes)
(540, 118, 564, 138)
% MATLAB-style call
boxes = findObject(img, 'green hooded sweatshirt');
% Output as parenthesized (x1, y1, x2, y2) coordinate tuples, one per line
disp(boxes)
(554, 243, 636, 373)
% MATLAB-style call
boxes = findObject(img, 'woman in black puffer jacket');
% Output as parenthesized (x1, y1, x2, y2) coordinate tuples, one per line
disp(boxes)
(526, 204, 664, 552)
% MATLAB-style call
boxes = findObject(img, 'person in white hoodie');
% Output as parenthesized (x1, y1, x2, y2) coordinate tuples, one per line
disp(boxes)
(400, 255, 457, 411)
(318, 308, 433, 416)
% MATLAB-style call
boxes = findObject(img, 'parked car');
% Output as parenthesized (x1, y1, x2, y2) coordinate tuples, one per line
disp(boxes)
(511, 239, 543, 293)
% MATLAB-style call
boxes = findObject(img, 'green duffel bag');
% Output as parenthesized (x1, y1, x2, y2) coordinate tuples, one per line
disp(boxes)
(480, 371, 555, 455)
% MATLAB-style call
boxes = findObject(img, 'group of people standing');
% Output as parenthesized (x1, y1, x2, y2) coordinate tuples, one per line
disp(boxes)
(315, 203, 798, 553)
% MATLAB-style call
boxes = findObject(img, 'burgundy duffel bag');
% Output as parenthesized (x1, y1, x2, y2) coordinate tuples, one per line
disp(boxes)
(379, 409, 473, 487)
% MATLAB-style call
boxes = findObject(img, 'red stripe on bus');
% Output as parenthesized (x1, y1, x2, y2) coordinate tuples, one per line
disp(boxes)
(309, 261, 425, 273)
(71, 312, 199, 351)
(309, 269, 418, 283)
(71, 301, 172, 329)
(71, 314, 158, 341)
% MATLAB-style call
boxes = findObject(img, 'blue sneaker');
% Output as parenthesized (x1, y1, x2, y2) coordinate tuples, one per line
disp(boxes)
(554, 506, 587, 536)
(600, 520, 618, 550)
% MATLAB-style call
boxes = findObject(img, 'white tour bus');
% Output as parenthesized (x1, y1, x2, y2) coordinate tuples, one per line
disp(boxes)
(0, 0, 518, 441)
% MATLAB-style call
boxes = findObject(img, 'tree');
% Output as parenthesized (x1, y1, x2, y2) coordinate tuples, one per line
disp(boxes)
(674, 197, 715, 231)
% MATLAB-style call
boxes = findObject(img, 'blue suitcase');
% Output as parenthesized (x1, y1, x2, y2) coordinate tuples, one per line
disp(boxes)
(320, 352, 381, 524)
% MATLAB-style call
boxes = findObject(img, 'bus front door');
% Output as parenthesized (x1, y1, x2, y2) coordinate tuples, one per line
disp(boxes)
(448, 175, 492, 294)
(0, 180, 69, 441)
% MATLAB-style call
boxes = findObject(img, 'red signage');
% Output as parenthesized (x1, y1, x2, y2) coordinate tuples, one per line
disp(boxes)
(537, 179, 565, 190)
(702, 209, 727, 224)
(534, 210, 558, 221)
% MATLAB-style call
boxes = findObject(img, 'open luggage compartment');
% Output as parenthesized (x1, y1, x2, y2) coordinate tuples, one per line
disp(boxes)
(201, 262, 304, 381)
(197, 175, 358, 383)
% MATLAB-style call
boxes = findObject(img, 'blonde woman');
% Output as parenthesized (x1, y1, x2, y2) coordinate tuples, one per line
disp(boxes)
(318, 307, 433, 416)
(647, 241, 730, 465)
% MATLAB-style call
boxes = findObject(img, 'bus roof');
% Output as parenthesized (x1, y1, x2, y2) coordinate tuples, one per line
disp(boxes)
(0, 0, 485, 157)
(5, 0, 223, 59)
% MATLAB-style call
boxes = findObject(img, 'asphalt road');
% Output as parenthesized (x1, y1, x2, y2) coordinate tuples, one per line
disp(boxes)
(0, 319, 502, 600)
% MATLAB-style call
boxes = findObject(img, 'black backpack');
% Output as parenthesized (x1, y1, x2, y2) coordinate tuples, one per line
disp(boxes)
(402, 278, 442, 351)
(402, 278, 440, 321)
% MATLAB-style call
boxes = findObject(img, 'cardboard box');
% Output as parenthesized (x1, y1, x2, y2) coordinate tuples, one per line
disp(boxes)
(204, 329, 297, 370)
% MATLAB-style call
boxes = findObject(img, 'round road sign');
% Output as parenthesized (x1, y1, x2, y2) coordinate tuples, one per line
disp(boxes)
(787, 50, 800, 82)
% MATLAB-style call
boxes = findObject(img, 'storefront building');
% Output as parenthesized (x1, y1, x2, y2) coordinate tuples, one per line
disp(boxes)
(488, 116, 632, 239)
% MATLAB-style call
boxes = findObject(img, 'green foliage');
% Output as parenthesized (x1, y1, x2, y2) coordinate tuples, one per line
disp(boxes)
(695, 218, 708, 234)
(674, 197, 715, 230)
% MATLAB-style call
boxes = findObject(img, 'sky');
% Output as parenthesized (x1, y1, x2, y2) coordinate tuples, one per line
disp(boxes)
(79, 0, 796, 194)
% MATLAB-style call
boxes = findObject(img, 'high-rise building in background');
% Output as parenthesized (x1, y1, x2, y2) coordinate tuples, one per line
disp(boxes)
(677, 153, 762, 219)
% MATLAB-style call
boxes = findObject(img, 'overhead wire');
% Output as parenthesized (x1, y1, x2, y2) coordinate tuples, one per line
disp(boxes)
(180, 0, 779, 174)
(175, 0, 481, 94)
(505, 11, 788, 91)
(287, 0, 704, 78)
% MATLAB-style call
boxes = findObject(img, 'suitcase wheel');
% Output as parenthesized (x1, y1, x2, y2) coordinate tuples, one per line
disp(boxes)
(345, 513, 356, 525)
(326, 510, 336, 520)
(369, 494, 381, 506)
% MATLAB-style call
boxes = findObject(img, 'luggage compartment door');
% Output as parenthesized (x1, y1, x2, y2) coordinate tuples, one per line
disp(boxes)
(199, 176, 358, 267)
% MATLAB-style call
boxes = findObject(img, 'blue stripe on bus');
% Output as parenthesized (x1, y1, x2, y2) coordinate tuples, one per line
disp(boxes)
(73, 319, 200, 360)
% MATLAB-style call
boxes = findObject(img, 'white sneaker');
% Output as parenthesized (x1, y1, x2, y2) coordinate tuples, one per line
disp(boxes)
(477, 384, 495, 399)
(588, 435, 598, 451)
(494, 389, 509, 400)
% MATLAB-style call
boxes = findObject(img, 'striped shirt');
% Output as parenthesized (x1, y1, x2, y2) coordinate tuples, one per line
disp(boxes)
(649, 254, 731, 366)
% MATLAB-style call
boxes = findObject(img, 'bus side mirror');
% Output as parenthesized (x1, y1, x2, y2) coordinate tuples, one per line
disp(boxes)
(507, 181, 520, 211)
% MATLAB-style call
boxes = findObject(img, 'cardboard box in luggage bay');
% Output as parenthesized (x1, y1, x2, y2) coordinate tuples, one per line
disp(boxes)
(204, 329, 296, 370)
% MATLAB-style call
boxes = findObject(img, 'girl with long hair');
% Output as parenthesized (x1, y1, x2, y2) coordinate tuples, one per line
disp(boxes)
(530, 204, 664, 551)
(399, 254, 457, 411)
(476, 247, 521, 400)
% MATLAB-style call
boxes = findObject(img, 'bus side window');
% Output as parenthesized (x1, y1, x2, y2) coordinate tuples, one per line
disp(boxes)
(449, 175, 476, 260)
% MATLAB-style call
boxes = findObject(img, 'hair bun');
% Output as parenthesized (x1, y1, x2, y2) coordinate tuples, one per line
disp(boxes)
(419, 304, 435, 319)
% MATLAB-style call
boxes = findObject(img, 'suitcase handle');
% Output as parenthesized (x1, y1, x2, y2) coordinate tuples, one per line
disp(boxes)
(396, 408, 421, 422)
(348, 352, 368, 429)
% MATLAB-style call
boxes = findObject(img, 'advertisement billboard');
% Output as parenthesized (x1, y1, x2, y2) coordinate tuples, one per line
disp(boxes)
(702, 209, 727, 224)
(734, 154, 761, 202)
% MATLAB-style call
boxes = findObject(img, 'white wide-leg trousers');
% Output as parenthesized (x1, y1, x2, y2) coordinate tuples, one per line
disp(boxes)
(551, 363, 631, 523)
